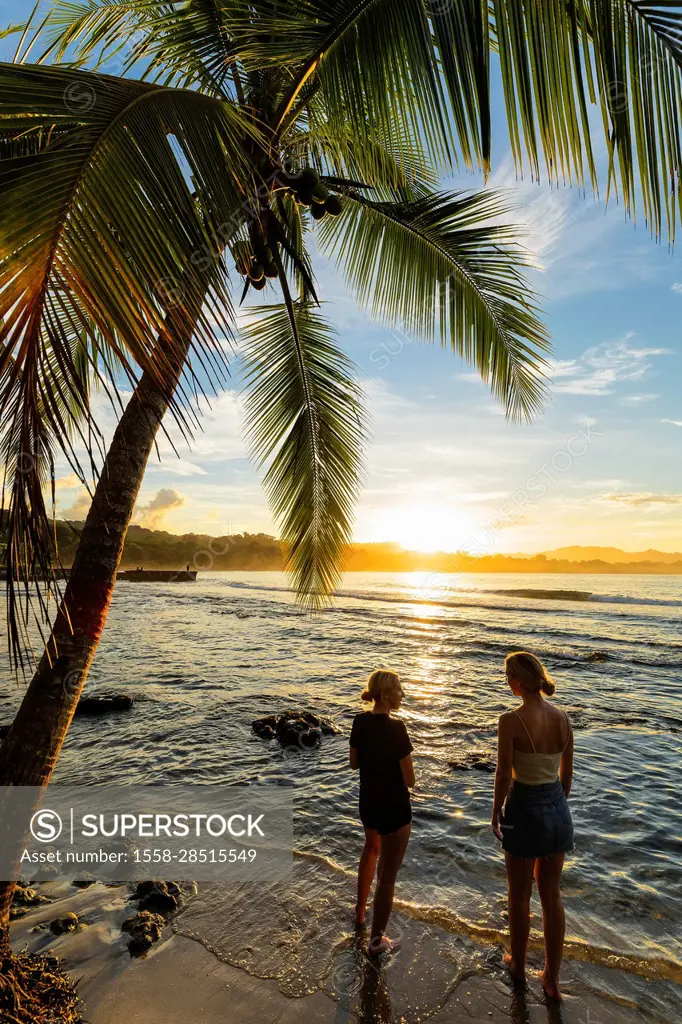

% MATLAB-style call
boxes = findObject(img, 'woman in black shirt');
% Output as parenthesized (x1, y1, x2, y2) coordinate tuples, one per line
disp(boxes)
(350, 669, 415, 955)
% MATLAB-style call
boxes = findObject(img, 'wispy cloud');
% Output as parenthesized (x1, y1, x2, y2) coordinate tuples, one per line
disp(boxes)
(485, 159, 574, 270)
(671, 282, 682, 294)
(599, 492, 682, 507)
(619, 393, 659, 404)
(550, 337, 670, 396)
(661, 418, 682, 427)
(146, 458, 208, 478)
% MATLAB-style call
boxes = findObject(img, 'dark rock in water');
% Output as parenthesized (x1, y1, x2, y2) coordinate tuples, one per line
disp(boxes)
(122, 910, 165, 955)
(449, 752, 496, 773)
(50, 912, 79, 935)
(139, 889, 178, 915)
(252, 715, 277, 740)
(585, 651, 608, 663)
(130, 880, 182, 915)
(253, 709, 339, 750)
(76, 694, 133, 715)
(72, 877, 96, 889)
(130, 880, 158, 900)
(0, 724, 10, 739)
(276, 717, 321, 750)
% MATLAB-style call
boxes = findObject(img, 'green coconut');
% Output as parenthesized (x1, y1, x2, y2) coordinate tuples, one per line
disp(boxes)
(251, 275, 267, 290)
(263, 262, 279, 279)
(311, 202, 327, 220)
(325, 195, 343, 217)
(296, 167, 320, 192)
(312, 182, 330, 203)
(248, 262, 265, 282)
(253, 241, 272, 265)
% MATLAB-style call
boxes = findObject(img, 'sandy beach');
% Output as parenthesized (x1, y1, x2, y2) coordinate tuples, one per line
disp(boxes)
(3, 571, 681, 1021)
(10, 879, 676, 1022)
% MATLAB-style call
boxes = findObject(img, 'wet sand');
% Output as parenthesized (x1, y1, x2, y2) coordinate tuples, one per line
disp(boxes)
(10, 881, 668, 1023)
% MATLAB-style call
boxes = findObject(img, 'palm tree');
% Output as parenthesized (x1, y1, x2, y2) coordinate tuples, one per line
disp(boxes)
(1, 0, 681, 958)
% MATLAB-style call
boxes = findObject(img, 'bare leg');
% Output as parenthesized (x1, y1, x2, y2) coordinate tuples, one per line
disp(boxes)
(355, 828, 380, 925)
(504, 852, 535, 983)
(535, 853, 566, 1000)
(369, 823, 411, 953)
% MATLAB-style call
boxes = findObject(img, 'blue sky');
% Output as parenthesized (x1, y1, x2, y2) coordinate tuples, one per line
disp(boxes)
(3, 3, 681, 553)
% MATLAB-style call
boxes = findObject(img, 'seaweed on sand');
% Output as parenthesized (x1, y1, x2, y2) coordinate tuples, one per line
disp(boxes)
(0, 947, 83, 1023)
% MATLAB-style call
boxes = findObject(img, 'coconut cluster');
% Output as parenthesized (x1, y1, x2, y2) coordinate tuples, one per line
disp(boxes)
(281, 167, 343, 220)
(234, 168, 343, 289)
(234, 236, 278, 291)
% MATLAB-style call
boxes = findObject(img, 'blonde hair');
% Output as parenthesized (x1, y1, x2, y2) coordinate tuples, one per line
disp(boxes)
(361, 669, 401, 703)
(505, 651, 555, 697)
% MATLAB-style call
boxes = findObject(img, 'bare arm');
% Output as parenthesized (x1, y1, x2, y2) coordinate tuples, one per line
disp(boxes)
(400, 753, 415, 789)
(349, 746, 359, 770)
(492, 714, 514, 840)
(560, 727, 574, 798)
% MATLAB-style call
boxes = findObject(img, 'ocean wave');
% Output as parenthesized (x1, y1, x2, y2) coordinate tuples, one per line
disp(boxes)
(217, 577, 682, 614)
(589, 594, 682, 608)
(290, 850, 682, 984)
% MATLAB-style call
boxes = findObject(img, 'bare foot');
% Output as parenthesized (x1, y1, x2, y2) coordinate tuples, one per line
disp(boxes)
(368, 934, 400, 956)
(504, 954, 526, 984)
(353, 904, 366, 927)
(537, 969, 562, 1000)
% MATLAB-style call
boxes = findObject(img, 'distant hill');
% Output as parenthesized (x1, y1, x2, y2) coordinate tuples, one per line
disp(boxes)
(345, 544, 682, 575)
(54, 522, 283, 571)
(541, 546, 682, 564)
(45, 526, 682, 575)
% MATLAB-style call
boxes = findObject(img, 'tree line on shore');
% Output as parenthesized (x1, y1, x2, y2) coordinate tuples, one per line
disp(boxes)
(5, 523, 677, 575)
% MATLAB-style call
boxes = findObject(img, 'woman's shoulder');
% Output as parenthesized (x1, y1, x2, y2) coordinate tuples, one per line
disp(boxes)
(390, 716, 410, 736)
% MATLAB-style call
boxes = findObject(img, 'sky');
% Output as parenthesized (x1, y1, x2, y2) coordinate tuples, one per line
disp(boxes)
(3, 3, 682, 554)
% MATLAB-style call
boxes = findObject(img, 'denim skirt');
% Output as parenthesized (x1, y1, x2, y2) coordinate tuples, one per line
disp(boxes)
(501, 778, 574, 860)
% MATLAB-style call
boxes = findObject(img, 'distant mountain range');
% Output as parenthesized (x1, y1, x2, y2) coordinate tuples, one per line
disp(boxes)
(39, 525, 682, 575)
(539, 546, 682, 564)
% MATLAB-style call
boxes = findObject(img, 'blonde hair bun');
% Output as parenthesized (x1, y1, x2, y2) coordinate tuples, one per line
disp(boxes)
(505, 651, 555, 696)
(362, 669, 400, 703)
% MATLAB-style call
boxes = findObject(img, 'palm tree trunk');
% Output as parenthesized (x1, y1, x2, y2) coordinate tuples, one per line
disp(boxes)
(0, 304, 201, 946)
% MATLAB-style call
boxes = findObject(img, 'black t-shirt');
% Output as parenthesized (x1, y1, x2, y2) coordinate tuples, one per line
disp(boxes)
(350, 712, 413, 811)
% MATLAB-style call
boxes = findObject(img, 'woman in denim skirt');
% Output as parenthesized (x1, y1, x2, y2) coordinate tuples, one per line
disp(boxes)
(491, 651, 574, 1000)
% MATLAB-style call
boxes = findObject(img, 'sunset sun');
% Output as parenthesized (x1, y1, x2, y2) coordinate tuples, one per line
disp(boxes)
(365, 504, 476, 552)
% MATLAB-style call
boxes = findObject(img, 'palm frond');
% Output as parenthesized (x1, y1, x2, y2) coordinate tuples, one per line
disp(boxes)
(45, 0, 162, 68)
(287, 113, 439, 195)
(48, 0, 243, 96)
(231, 0, 467, 170)
(229, 0, 682, 239)
(0, 60, 256, 665)
(318, 189, 550, 422)
(241, 302, 368, 606)
(489, 0, 682, 239)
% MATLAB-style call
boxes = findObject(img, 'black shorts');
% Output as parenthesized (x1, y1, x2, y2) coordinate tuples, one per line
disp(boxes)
(502, 779, 574, 860)
(360, 800, 412, 836)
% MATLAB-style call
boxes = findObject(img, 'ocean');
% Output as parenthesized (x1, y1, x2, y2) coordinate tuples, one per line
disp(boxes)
(1, 571, 681, 1019)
